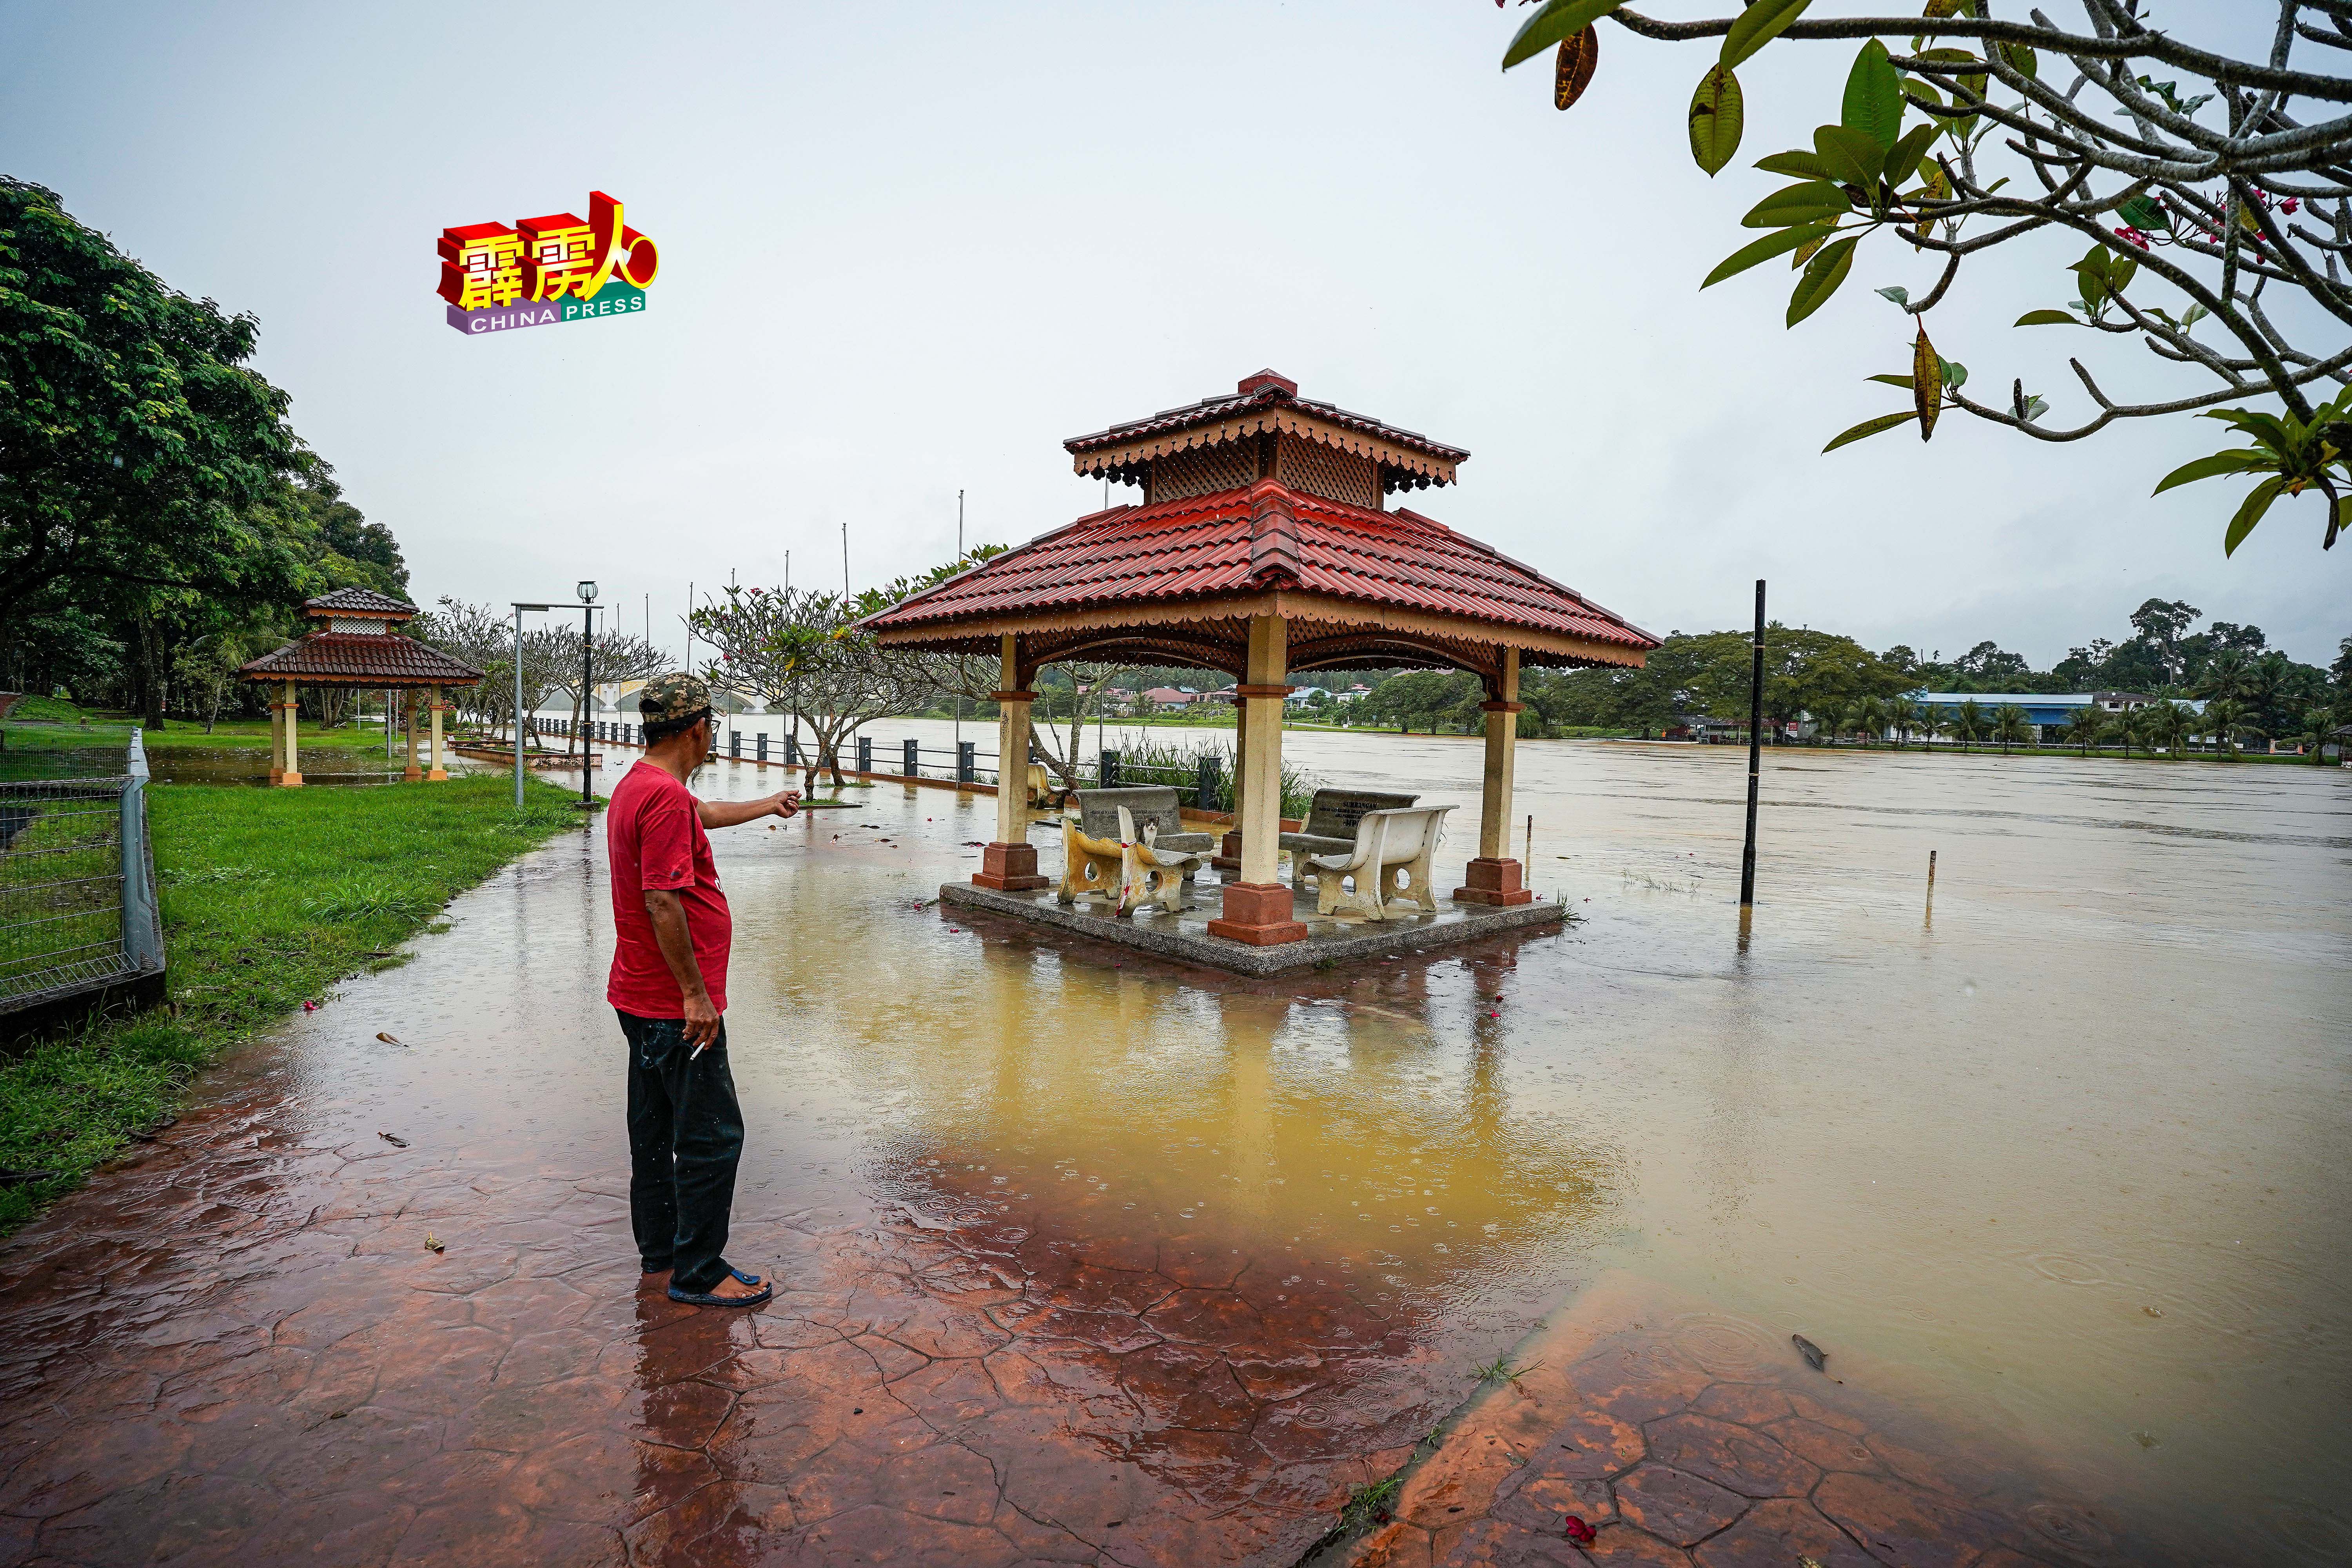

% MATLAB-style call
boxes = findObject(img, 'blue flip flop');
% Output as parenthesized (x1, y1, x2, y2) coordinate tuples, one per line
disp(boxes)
(668, 1267, 771, 1307)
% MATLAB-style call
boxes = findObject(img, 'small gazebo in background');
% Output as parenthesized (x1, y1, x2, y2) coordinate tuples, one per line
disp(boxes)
(237, 587, 482, 786)
(862, 369, 1658, 950)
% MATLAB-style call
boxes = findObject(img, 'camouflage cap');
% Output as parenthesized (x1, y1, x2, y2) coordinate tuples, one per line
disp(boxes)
(637, 672, 713, 725)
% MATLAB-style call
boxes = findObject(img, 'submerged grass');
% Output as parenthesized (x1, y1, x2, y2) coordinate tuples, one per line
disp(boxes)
(0, 774, 579, 1235)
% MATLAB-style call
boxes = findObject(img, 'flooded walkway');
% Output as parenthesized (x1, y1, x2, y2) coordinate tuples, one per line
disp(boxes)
(0, 738, 2345, 1565)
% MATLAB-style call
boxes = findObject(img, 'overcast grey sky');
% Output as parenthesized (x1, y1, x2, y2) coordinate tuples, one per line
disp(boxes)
(5, 1, 2335, 668)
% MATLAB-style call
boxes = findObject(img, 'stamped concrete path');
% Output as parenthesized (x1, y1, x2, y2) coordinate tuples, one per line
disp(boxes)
(0, 797, 2163, 1566)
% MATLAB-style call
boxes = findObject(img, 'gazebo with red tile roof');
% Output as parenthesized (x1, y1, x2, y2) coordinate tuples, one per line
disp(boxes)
(238, 587, 482, 786)
(861, 370, 1659, 947)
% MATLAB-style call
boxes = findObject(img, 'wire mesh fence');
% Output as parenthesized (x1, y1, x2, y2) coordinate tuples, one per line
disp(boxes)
(0, 737, 163, 1012)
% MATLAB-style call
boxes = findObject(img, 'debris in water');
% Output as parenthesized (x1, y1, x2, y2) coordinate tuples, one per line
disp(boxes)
(2142, 1305, 2164, 1319)
(423, 1233, 445, 1253)
(375, 1032, 403, 1046)
(379, 1132, 410, 1149)
(2133, 1430, 2158, 1449)
(1563, 1515, 1597, 1546)
(1792, 1333, 1827, 1371)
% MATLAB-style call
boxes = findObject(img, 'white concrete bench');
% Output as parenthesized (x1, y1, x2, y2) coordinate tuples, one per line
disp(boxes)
(1307, 805, 1456, 920)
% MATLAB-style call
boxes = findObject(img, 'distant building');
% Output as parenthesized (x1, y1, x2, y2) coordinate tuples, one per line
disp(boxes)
(1909, 690, 2197, 743)
(1141, 686, 1197, 706)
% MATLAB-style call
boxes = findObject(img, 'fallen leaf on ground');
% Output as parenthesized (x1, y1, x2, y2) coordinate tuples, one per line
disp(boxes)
(423, 1233, 445, 1253)
(375, 1032, 403, 1045)
(379, 1131, 410, 1148)
(1793, 1333, 1828, 1371)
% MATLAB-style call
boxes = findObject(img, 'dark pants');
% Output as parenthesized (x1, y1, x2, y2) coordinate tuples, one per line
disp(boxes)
(618, 1009, 745, 1294)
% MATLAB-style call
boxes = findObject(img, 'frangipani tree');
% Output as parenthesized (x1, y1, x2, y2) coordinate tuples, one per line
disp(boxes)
(689, 583, 935, 790)
(1501, 0, 2352, 555)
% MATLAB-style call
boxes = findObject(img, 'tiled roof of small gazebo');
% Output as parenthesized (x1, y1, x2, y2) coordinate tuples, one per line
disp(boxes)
(237, 588, 483, 688)
(238, 635, 483, 687)
(863, 371, 1657, 680)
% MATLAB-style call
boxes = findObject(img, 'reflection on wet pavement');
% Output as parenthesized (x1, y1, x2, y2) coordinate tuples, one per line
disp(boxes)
(0, 736, 2346, 1565)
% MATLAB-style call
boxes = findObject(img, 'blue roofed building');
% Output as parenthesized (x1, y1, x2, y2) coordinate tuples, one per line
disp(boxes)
(1907, 690, 2200, 743)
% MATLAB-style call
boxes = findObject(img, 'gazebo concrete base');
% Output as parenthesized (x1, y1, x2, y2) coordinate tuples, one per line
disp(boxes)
(938, 877, 1566, 977)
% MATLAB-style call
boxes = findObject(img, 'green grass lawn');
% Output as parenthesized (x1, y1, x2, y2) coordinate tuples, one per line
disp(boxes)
(0, 774, 580, 1234)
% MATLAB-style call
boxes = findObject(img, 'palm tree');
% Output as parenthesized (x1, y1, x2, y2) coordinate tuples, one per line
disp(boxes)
(2202, 697, 2256, 759)
(1886, 695, 1922, 750)
(2288, 707, 2337, 763)
(1991, 704, 2033, 755)
(2145, 699, 2192, 759)
(1912, 704, 1947, 751)
(1854, 695, 1888, 748)
(2116, 704, 2156, 759)
(1810, 699, 1849, 746)
(2062, 703, 2110, 757)
(1953, 699, 1988, 753)
(2194, 649, 2254, 704)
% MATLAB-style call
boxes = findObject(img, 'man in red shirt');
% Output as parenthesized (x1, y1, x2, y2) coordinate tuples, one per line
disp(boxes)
(607, 674, 798, 1307)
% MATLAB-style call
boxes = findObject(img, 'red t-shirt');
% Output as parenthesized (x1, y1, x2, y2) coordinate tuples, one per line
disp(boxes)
(606, 761, 731, 1017)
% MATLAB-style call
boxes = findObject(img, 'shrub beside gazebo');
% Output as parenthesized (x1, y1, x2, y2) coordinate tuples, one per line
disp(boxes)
(861, 370, 1657, 952)
(236, 588, 483, 784)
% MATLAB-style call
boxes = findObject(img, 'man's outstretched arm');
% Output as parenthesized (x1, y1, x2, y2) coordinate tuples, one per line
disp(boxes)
(697, 790, 798, 829)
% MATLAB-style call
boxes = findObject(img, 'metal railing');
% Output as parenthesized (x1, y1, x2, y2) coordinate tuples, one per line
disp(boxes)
(532, 719, 1231, 809)
(1, 733, 164, 1011)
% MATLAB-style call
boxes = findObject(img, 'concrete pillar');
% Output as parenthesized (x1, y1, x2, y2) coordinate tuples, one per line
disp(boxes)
(278, 681, 303, 787)
(427, 685, 448, 780)
(1213, 696, 1246, 873)
(404, 690, 423, 781)
(1208, 614, 1305, 945)
(1456, 648, 1533, 906)
(974, 634, 1046, 891)
(268, 687, 285, 784)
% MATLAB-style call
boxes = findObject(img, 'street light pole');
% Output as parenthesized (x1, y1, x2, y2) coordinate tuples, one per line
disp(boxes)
(511, 603, 553, 808)
(577, 581, 599, 806)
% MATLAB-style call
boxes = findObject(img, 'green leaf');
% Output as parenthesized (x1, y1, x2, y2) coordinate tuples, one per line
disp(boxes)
(1939, 358, 1968, 390)
(1689, 65, 1744, 175)
(1702, 223, 1837, 288)
(1999, 41, 2039, 80)
(1722, 0, 1811, 69)
(1741, 181, 1849, 229)
(1823, 410, 1918, 452)
(2116, 194, 2167, 230)
(1866, 373, 1915, 387)
(1814, 125, 1886, 189)
(2223, 476, 2285, 556)
(1876, 285, 1910, 305)
(1884, 123, 1939, 184)
(2109, 253, 2137, 296)
(1503, 0, 1619, 70)
(1755, 149, 1833, 180)
(2023, 396, 2048, 421)
(2151, 450, 2269, 496)
(1842, 39, 1904, 149)
(2014, 309, 2077, 326)
(1787, 236, 1858, 327)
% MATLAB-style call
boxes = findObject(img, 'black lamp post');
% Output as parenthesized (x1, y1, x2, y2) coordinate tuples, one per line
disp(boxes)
(577, 581, 599, 805)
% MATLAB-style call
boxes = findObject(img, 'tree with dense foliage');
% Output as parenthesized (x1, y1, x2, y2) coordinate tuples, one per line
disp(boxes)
(1, 179, 307, 628)
(1501, 1, 2352, 555)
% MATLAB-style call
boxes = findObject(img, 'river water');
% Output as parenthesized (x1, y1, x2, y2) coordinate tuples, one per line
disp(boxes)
(621, 720, 2352, 1562)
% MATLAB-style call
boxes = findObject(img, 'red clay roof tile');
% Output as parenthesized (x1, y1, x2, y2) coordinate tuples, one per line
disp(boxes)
(864, 483, 1656, 652)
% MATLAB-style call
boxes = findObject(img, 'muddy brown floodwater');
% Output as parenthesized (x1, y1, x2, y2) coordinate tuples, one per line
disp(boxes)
(0, 732, 2345, 1566)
